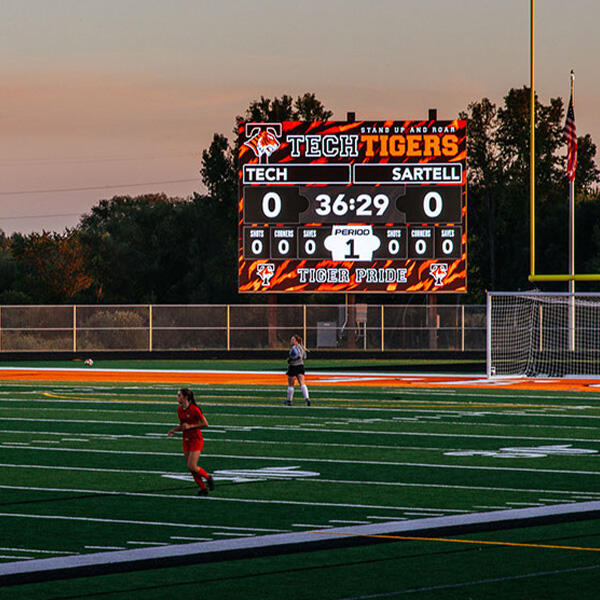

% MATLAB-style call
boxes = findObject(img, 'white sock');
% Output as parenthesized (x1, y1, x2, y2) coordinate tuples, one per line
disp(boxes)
(287, 387, 294, 402)
(300, 384, 309, 401)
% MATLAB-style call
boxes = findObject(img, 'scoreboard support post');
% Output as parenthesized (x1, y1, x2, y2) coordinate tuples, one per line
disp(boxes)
(268, 294, 278, 348)
(346, 293, 356, 349)
(428, 294, 438, 350)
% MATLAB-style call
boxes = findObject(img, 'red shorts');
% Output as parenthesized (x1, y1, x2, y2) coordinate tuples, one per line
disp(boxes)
(182, 436, 204, 453)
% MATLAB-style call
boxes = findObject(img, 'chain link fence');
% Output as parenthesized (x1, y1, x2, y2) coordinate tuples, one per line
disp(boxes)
(0, 304, 486, 352)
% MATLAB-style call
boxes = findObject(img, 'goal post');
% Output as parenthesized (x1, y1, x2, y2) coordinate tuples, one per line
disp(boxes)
(487, 292, 600, 378)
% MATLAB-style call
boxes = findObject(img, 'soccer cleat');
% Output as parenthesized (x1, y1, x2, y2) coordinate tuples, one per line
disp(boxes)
(305, 399, 311, 406)
(283, 400, 292, 406)
(206, 476, 215, 491)
(197, 488, 209, 496)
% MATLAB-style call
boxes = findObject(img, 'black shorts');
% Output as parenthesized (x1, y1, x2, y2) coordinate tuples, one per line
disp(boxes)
(286, 364, 306, 377)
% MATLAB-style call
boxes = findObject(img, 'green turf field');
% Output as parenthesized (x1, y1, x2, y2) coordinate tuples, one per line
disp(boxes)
(1, 377, 600, 599)
(0, 357, 485, 372)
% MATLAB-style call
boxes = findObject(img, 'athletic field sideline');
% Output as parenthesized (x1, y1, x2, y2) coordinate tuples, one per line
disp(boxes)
(1, 363, 599, 599)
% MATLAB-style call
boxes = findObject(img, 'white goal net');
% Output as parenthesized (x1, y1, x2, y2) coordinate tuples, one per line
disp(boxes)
(487, 292, 600, 377)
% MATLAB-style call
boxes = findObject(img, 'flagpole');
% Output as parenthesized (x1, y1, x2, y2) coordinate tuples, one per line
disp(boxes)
(569, 70, 576, 352)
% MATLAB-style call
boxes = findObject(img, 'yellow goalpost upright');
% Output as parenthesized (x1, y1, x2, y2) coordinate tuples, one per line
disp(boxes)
(485, 2, 600, 380)
(528, 0, 600, 284)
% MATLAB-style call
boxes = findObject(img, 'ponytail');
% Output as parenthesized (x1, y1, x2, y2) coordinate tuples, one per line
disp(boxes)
(179, 387, 198, 406)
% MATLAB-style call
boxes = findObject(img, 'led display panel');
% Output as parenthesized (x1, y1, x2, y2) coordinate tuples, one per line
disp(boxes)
(238, 120, 467, 293)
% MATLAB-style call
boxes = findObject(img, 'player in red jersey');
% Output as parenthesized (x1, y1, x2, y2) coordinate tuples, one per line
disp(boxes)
(167, 388, 215, 495)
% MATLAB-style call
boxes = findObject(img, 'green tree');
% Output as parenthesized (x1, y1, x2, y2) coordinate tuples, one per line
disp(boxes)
(77, 193, 238, 303)
(2, 230, 92, 303)
(200, 133, 236, 208)
(244, 93, 333, 122)
(462, 86, 600, 299)
(460, 98, 500, 296)
(0, 233, 32, 304)
(78, 194, 185, 302)
(574, 134, 600, 194)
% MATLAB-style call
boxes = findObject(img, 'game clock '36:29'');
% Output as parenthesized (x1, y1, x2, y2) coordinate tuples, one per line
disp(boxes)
(238, 120, 467, 293)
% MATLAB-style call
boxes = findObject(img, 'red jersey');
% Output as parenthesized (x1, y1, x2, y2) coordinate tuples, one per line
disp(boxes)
(177, 403, 205, 441)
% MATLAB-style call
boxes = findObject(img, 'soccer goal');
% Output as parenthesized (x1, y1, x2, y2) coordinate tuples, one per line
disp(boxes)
(487, 292, 600, 378)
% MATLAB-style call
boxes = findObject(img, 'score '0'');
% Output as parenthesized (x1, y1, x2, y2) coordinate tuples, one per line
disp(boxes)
(262, 192, 282, 218)
(260, 189, 444, 220)
(423, 191, 443, 218)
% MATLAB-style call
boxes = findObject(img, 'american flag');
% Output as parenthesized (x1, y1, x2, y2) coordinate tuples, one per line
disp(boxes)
(564, 92, 577, 182)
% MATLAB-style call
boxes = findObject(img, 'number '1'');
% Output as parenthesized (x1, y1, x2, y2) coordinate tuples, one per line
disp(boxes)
(345, 239, 360, 259)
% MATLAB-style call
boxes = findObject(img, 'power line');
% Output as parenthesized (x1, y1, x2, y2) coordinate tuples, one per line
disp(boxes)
(0, 213, 83, 221)
(0, 178, 203, 196)
(0, 152, 202, 166)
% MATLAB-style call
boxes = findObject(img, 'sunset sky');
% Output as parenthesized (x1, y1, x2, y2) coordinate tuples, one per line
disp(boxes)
(2, 0, 598, 234)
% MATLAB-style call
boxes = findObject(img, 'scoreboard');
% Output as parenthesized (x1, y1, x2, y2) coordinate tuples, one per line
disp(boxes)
(238, 120, 467, 293)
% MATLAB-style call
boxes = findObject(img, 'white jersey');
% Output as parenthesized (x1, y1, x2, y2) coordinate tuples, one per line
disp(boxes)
(288, 344, 307, 366)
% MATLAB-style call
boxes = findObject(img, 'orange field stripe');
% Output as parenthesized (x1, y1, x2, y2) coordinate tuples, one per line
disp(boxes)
(0, 367, 600, 392)
(0, 369, 282, 385)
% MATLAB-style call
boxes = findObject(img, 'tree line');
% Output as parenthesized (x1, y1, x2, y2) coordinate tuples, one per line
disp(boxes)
(1, 89, 598, 305)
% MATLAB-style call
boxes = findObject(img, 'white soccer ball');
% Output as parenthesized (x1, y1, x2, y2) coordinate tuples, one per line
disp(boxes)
(84, 358, 94, 366)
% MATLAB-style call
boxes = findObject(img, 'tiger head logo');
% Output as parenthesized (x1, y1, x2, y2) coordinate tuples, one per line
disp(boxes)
(244, 126, 281, 162)
(256, 263, 276, 287)
(429, 263, 449, 286)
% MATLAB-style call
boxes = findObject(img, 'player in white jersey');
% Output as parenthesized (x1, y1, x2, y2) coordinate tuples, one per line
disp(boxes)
(284, 334, 311, 407)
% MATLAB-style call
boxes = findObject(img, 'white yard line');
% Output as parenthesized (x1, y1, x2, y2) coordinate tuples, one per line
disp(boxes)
(3, 446, 600, 478)
(0, 481, 593, 514)
(329, 520, 372, 524)
(126, 541, 170, 546)
(0, 417, 170, 426)
(0, 446, 180, 457)
(5, 401, 600, 421)
(0, 429, 460, 452)
(4, 398, 600, 417)
(4, 478, 597, 503)
(2, 418, 600, 443)
(403, 512, 445, 517)
(0, 488, 466, 514)
(297, 478, 600, 495)
(2, 429, 599, 460)
(0, 547, 74, 555)
(0, 512, 288, 532)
